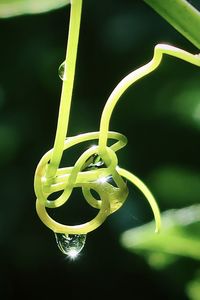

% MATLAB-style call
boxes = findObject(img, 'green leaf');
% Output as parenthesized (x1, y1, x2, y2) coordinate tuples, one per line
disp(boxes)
(0, 0, 69, 18)
(186, 272, 200, 300)
(120, 205, 200, 269)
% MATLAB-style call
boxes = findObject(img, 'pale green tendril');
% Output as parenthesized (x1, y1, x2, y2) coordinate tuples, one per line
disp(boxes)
(34, 0, 200, 237)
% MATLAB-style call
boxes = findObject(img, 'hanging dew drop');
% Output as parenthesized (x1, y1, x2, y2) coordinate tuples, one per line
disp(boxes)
(55, 233, 86, 258)
(58, 61, 67, 80)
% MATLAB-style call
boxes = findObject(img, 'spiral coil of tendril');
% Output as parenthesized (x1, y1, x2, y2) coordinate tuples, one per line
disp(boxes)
(35, 131, 129, 234)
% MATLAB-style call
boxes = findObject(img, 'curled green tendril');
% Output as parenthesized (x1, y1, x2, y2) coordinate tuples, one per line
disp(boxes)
(34, 0, 200, 236)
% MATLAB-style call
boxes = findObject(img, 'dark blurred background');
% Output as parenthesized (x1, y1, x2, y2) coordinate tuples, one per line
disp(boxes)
(0, 0, 200, 299)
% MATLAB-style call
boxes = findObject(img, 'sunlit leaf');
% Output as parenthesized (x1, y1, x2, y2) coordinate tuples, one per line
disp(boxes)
(120, 205, 200, 269)
(0, 0, 69, 18)
(186, 272, 200, 300)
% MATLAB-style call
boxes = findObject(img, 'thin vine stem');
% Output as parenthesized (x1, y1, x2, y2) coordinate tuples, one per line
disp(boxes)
(98, 44, 200, 152)
(144, 0, 200, 50)
(46, 0, 82, 178)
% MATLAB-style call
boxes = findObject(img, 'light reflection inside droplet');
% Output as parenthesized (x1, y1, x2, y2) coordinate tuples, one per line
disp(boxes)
(67, 249, 80, 259)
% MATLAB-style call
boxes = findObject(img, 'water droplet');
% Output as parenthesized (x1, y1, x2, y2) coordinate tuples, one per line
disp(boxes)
(58, 61, 67, 80)
(82, 154, 105, 171)
(55, 233, 86, 258)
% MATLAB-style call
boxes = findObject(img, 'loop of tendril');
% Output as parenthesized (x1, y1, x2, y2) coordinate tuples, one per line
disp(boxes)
(35, 132, 129, 234)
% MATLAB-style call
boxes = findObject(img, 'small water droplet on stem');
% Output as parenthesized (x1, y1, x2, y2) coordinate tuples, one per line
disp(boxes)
(58, 61, 67, 80)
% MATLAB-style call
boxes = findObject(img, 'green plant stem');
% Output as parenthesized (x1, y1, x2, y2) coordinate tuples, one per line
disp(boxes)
(144, 0, 200, 49)
(46, 0, 82, 178)
(98, 44, 200, 151)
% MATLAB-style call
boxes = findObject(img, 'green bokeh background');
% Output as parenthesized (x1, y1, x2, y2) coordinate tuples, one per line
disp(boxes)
(0, 0, 200, 299)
